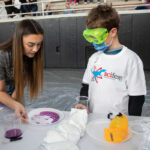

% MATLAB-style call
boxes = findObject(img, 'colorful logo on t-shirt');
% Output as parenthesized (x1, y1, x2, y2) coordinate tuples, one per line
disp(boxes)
(91, 66, 122, 83)
(91, 66, 106, 83)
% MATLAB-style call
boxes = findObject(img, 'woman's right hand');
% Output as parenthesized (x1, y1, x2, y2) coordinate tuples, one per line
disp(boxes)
(75, 104, 90, 114)
(0, 80, 28, 122)
(14, 101, 28, 123)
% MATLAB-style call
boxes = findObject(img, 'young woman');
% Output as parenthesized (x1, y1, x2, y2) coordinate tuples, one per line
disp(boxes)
(0, 19, 44, 122)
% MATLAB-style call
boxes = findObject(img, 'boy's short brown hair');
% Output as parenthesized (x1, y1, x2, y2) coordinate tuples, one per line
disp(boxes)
(86, 4, 120, 31)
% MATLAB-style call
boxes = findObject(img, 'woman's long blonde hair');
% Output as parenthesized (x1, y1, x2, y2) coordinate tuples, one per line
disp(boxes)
(0, 19, 44, 104)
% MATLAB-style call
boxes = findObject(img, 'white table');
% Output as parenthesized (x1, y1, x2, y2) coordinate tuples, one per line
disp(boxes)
(0, 108, 149, 150)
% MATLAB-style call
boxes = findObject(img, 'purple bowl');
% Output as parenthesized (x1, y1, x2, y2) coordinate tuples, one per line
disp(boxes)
(5, 128, 22, 139)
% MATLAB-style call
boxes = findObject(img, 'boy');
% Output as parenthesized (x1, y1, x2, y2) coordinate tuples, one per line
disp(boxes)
(75, 4, 146, 116)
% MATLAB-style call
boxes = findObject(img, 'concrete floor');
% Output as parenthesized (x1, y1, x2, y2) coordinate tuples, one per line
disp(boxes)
(24, 69, 150, 117)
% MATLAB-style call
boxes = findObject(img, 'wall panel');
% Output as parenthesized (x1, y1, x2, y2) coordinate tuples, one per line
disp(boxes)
(59, 17, 77, 68)
(42, 19, 60, 68)
(76, 16, 90, 68)
(0, 22, 15, 42)
(132, 13, 150, 70)
(118, 14, 133, 49)
(0, 13, 150, 69)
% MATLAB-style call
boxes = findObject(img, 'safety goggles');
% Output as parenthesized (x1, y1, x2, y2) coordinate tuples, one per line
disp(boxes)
(83, 28, 109, 44)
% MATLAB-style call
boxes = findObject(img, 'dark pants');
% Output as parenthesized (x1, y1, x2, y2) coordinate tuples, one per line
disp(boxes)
(21, 4, 38, 16)
(4, 0, 20, 16)
(84, 0, 100, 2)
(84, 0, 93, 2)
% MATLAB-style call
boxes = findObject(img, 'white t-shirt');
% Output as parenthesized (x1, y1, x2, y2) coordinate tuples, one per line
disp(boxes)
(82, 46, 146, 115)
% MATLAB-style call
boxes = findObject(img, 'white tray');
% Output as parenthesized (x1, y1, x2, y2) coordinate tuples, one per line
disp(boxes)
(86, 119, 132, 144)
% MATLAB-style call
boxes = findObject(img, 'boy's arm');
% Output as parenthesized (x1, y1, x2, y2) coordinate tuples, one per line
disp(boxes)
(80, 83, 89, 96)
(128, 95, 145, 116)
(74, 83, 89, 114)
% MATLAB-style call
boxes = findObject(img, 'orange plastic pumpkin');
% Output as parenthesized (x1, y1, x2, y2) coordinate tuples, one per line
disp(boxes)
(104, 113, 128, 143)
(109, 113, 128, 131)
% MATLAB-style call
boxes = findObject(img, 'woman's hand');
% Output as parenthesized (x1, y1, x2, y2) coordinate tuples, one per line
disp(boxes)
(75, 104, 90, 114)
(0, 81, 28, 122)
(14, 101, 28, 123)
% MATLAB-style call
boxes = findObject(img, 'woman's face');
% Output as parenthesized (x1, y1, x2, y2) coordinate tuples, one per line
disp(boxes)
(23, 34, 43, 58)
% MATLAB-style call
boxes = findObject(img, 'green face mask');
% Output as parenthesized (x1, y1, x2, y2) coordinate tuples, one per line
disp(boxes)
(83, 28, 109, 44)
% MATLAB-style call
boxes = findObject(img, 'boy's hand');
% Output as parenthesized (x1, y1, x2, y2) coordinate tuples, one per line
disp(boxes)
(75, 104, 90, 114)
(14, 101, 28, 123)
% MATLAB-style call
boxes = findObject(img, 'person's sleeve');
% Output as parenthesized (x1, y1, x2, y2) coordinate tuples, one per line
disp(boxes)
(126, 56, 146, 96)
(82, 55, 94, 85)
(80, 83, 89, 97)
(80, 54, 95, 97)
(128, 95, 145, 116)
(0, 52, 5, 80)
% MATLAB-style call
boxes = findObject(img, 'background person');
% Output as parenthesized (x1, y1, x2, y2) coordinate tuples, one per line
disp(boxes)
(20, 0, 38, 16)
(135, 0, 150, 10)
(3, 0, 20, 17)
(144, 0, 150, 9)
(44, 4, 52, 15)
(64, 2, 75, 14)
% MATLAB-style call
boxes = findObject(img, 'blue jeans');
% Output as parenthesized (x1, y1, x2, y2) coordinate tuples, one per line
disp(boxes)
(22, 4, 38, 15)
